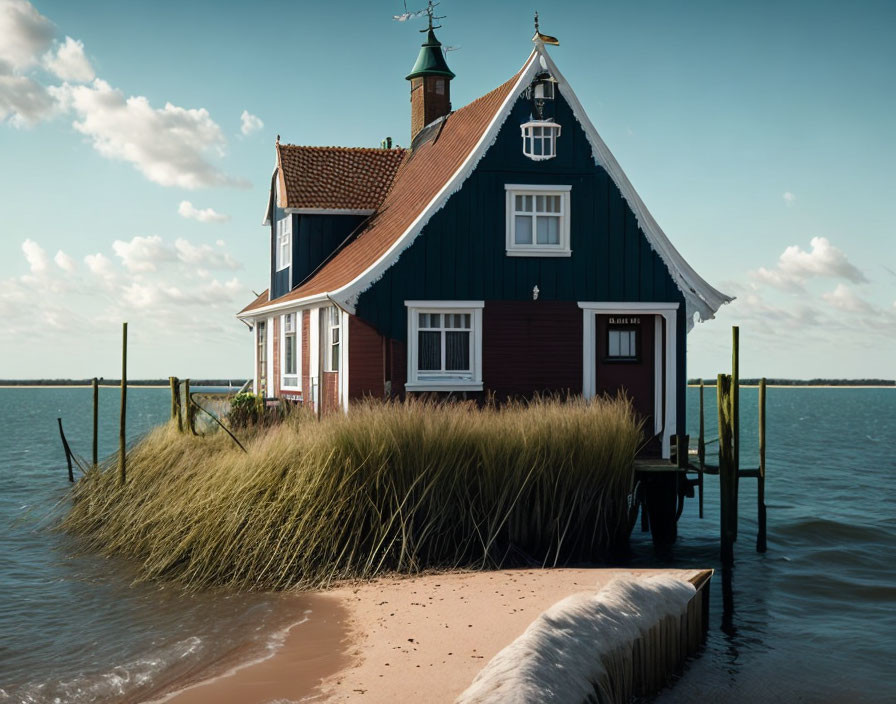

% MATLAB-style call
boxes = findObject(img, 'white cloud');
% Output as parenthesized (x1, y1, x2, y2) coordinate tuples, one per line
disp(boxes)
(54, 249, 75, 271)
(240, 109, 263, 136)
(0, 66, 55, 125)
(43, 36, 94, 82)
(751, 236, 867, 291)
(51, 78, 245, 189)
(174, 238, 241, 270)
(0, 1, 56, 125)
(21, 238, 48, 272)
(782, 191, 796, 205)
(822, 284, 873, 313)
(178, 200, 230, 224)
(0, 0, 54, 71)
(111, 234, 176, 272)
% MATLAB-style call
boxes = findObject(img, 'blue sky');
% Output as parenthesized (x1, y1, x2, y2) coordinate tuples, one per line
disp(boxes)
(1, 0, 894, 379)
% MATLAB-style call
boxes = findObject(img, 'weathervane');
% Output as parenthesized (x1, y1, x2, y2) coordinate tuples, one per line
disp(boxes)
(532, 10, 560, 45)
(393, 1, 459, 53)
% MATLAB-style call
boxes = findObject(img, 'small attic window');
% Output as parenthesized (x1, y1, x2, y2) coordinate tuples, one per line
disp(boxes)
(521, 120, 561, 161)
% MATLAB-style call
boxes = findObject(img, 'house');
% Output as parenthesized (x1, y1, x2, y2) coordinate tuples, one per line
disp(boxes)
(237, 19, 731, 459)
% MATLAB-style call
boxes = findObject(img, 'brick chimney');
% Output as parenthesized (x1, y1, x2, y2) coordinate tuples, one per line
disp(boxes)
(406, 28, 454, 143)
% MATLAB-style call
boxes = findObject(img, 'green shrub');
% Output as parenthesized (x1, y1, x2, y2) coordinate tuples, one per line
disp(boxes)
(62, 395, 642, 590)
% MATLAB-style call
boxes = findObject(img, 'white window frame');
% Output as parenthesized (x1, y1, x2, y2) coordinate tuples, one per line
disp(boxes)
(324, 305, 340, 373)
(275, 216, 291, 272)
(520, 120, 561, 161)
(505, 184, 571, 257)
(405, 301, 484, 392)
(280, 312, 301, 390)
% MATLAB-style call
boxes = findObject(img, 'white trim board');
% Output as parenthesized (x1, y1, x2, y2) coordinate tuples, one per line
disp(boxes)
(578, 302, 679, 459)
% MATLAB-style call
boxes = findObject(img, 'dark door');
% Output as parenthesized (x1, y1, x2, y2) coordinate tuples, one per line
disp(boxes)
(595, 314, 660, 456)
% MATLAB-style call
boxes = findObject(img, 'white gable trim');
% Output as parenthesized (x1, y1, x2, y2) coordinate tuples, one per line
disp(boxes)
(536, 48, 733, 328)
(250, 46, 731, 327)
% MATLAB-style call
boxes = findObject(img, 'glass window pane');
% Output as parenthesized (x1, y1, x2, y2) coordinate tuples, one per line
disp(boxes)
(463, 313, 471, 328)
(331, 343, 340, 372)
(445, 331, 470, 371)
(524, 195, 533, 211)
(535, 195, 545, 212)
(609, 330, 620, 357)
(515, 215, 533, 244)
(419, 312, 427, 328)
(515, 194, 524, 211)
(533, 138, 543, 156)
(418, 331, 441, 370)
(536, 215, 560, 245)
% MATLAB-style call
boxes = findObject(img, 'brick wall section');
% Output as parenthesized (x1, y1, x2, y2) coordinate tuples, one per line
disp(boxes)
(301, 310, 311, 405)
(348, 315, 385, 400)
(481, 301, 582, 400)
(321, 371, 339, 414)
(272, 316, 281, 398)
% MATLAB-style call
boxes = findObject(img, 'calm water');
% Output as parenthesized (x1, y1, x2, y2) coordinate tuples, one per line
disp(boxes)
(1, 387, 894, 702)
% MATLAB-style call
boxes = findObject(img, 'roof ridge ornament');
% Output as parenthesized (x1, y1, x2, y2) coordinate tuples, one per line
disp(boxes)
(532, 11, 559, 46)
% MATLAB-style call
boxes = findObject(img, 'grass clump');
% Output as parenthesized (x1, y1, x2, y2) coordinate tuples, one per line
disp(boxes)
(62, 396, 642, 591)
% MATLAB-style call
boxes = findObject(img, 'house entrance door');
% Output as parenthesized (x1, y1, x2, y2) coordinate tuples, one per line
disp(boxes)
(594, 314, 661, 456)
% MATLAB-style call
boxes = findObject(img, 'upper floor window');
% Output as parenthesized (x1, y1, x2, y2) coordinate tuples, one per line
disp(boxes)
(521, 120, 561, 161)
(324, 305, 340, 372)
(505, 184, 571, 257)
(405, 301, 484, 392)
(281, 312, 300, 388)
(275, 216, 291, 271)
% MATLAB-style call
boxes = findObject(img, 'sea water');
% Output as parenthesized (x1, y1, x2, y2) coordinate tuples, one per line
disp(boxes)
(0, 387, 317, 704)
(1, 387, 894, 702)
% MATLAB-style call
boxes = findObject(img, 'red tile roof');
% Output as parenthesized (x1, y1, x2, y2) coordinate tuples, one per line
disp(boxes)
(276, 145, 406, 211)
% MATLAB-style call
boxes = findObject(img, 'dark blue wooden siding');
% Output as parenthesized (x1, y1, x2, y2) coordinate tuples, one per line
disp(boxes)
(271, 212, 368, 299)
(353, 90, 689, 432)
(293, 213, 367, 288)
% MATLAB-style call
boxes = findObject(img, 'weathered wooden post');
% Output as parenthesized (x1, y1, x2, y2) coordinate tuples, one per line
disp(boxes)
(698, 379, 705, 519)
(119, 322, 127, 484)
(184, 378, 194, 434)
(169, 376, 178, 426)
(57, 417, 74, 482)
(92, 377, 99, 466)
(731, 326, 740, 501)
(717, 374, 736, 563)
(757, 377, 768, 553)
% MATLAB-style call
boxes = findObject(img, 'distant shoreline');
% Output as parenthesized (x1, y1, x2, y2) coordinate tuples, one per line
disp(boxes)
(0, 380, 247, 388)
(687, 384, 894, 389)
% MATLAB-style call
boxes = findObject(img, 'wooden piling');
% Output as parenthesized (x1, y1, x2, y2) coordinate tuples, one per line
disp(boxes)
(57, 417, 74, 482)
(698, 380, 705, 519)
(757, 377, 768, 552)
(717, 374, 736, 563)
(169, 376, 178, 426)
(91, 377, 98, 466)
(731, 326, 740, 500)
(119, 322, 127, 484)
(184, 378, 194, 434)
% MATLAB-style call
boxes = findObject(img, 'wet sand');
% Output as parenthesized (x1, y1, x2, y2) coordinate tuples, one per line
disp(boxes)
(153, 568, 699, 703)
(149, 594, 350, 704)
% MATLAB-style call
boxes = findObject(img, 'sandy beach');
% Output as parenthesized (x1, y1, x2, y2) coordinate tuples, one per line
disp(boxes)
(155, 567, 701, 703)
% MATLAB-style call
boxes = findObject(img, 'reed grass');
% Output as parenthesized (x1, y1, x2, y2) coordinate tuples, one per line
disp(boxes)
(62, 396, 642, 591)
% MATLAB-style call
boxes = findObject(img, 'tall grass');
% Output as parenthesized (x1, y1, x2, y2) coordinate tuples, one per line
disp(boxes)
(62, 396, 642, 591)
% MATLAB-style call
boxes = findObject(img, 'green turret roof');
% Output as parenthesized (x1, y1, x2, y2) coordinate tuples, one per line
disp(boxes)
(406, 29, 455, 80)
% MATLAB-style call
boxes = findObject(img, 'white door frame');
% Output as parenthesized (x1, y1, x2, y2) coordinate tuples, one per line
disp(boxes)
(578, 302, 679, 458)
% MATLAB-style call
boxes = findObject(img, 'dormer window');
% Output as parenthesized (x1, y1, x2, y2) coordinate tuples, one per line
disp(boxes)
(521, 120, 561, 161)
(276, 216, 291, 271)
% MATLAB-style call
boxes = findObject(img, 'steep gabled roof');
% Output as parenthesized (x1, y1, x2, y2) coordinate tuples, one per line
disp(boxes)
(243, 45, 732, 327)
(276, 145, 406, 211)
